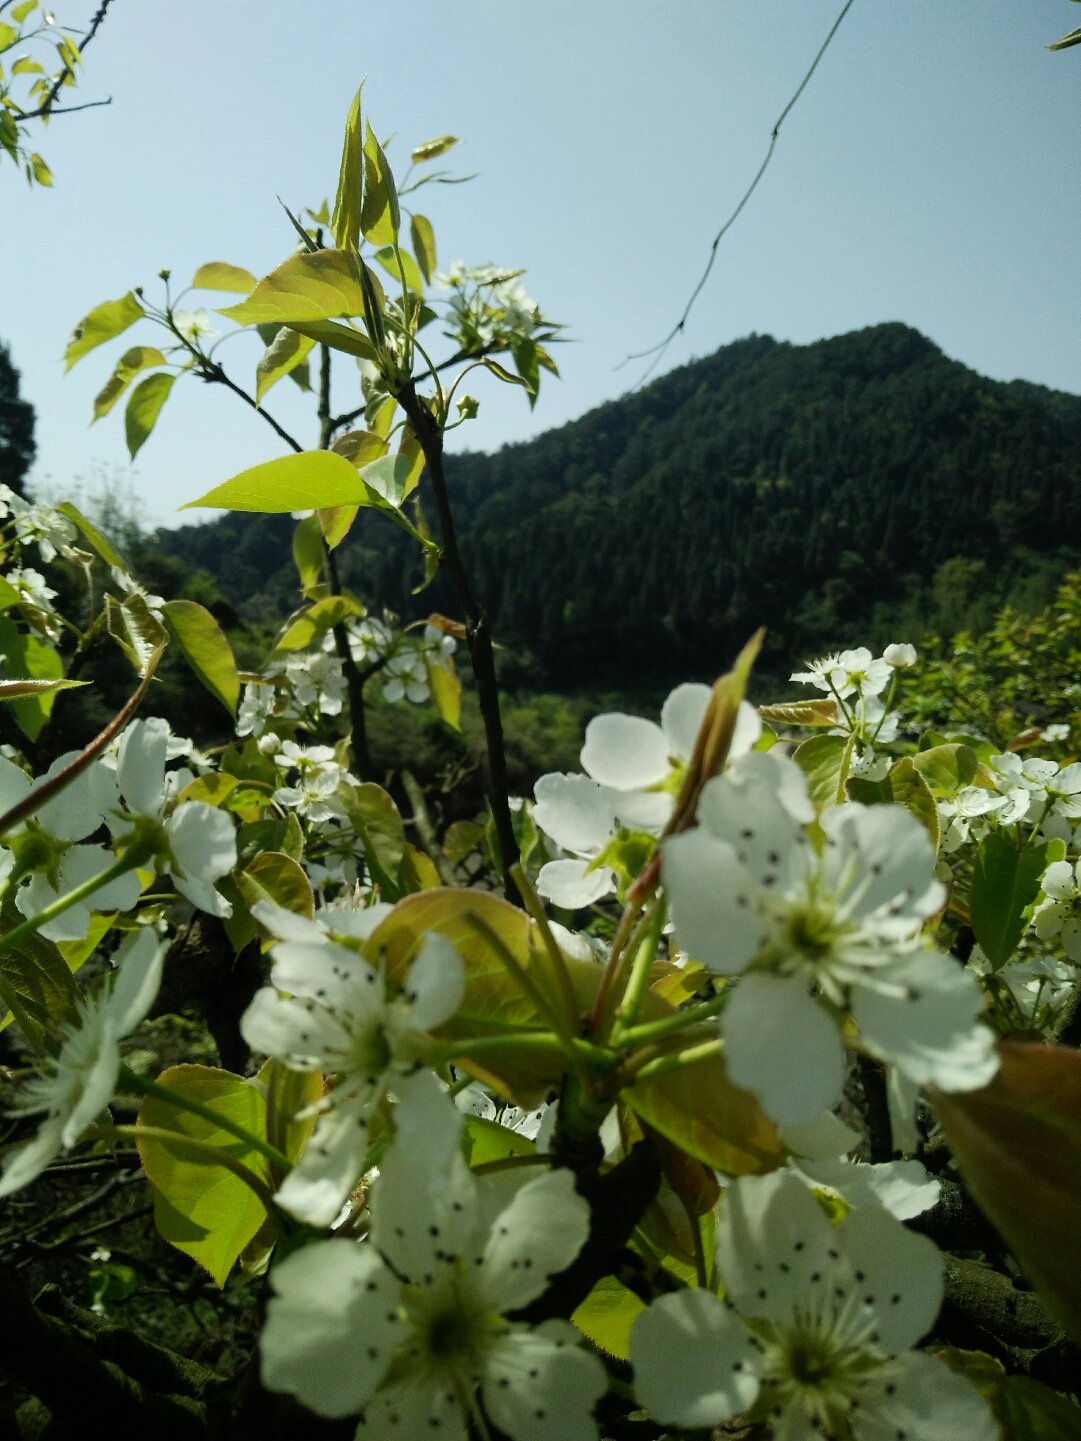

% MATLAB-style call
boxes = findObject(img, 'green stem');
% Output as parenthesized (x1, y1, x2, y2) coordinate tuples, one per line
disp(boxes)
(611, 900, 666, 1035)
(618, 1037, 723, 1087)
(509, 862, 582, 1038)
(425, 1031, 613, 1067)
(118, 1066, 292, 1176)
(471, 1153, 550, 1177)
(613, 990, 727, 1049)
(0, 847, 147, 957)
(101, 1124, 279, 1215)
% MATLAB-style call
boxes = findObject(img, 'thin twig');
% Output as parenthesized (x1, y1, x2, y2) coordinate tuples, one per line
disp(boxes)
(13, 0, 116, 121)
(617, 0, 858, 388)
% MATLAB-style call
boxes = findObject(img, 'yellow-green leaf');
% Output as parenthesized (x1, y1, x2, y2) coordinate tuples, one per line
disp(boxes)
(409, 214, 436, 284)
(0, 618, 63, 740)
(360, 119, 399, 245)
(104, 592, 167, 676)
(162, 598, 240, 714)
(176, 773, 239, 808)
(65, 291, 145, 371)
(624, 1049, 781, 1177)
(339, 782, 406, 891)
(274, 593, 364, 652)
(218, 249, 367, 327)
(793, 733, 851, 808)
(573, 1275, 645, 1362)
(411, 135, 459, 163)
(759, 698, 840, 728)
(185, 449, 365, 513)
(125, 371, 175, 459)
(427, 658, 461, 730)
(236, 852, 314, 920)
(291, 512, 324, 592)
(318, 505, 359, 550)
(0, 676, 88, 701)
(190, 261, 257, 293)
(255, 326, 314, 403)
(92, 345, 166, 422)
(28, 152, 51, 187)
(374, 244, 424, 295)
(12, 2, 39, 24)
(12, 55, 44, 75)
(57, 500, 125, 568)
(137, 1064, 273, 1287)
(932, 1044, 1081, 1345)
(331, 86, 364, 254)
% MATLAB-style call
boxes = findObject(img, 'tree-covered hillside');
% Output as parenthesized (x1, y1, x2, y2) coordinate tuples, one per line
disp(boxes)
(159, 323, 1081, 689)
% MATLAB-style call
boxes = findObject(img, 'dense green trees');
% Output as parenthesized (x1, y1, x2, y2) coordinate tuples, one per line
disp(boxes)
(0, 341, 35, 496)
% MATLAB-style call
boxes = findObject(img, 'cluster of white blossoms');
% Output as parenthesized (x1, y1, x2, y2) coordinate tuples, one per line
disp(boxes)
(260, 1075, 607, 1440)
(791, 643, 916, 748)
(532, 683, 759, 908)
(630, 1170, 994, 1438)
(662, 749, 998, 1125)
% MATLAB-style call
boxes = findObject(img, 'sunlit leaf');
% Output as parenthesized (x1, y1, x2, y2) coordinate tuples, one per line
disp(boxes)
(793, 733, 850, 807)
(65, 291, 145, 371)
(124, 371, 176, 459)
(331, 86, 364, 254)
(57, 500, 125, 568)
(971, 833, 1051, 971)
(217, 250, 367, 326)
(104, 592, 167, 676)
(138, 1064, 274, 1287)
(236, 852, 314, 920)
(339, 782, 406, 893)
(0, 618, 63, 740)
(409, 213, 436, 283)
(183, 450, 364, 513)
(255, 326, 314, 403)
(190, 261, 258, 293)
(273, 594, 364, 652)
(426, 659, 461, 730)
(0, 676, 87, 701)
(291, 512, 324, 592)
(411, 135, 459, 163)
(91, 345, 166, 422)
(759, 698, 840, 728)
(162, 599, 240, 715)
(932, 1044, 1081, 1345)
(360, 119, 399, 245)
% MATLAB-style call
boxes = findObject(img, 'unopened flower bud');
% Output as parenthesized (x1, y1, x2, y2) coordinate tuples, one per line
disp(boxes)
(883, 642, 917, 669)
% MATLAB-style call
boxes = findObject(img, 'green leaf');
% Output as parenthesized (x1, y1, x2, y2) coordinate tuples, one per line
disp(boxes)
(236, 851, 314, 920)
(274, 593, 364, 652)
(0, 618, 63, 740)
(176, 773, 239, 808)
(287, 317, 377, 361)
(481, 356, 534, 392)
(373, 243, 424, 295)
(1049, 25, 1081, 49)
(758, 698, 840, 728)
(426, 659, 461, 731)
(56, 501, 125, 568)
(932, 1045, 1081, 1346)
(359, 452, 414, 509)
(411, 135, 459, 163)
(331, 86, 364, 254)
(0, 21, 20, 49)
(137, 1064, 273, 1287)
(28, 152, 51, 187)
(217, 250, 367, 327)
(162, 599, 240, 714)
(910, 743, 979, 796)
(360, 119, 399, 245)
(0, 676, 88, 701)
(461, 1114, 535, 1168)
(11, 55, 45, 75)
(104, 592, 167, 676)
(793, 733, 850, 807)
(971, 833, 1050, 970)
(190, 261, 257, 293)
(65, 291, 145, 371)
(255, 326, 314, 403)
(339, 782, 406, 892)
(572, 1276, 644, 1362)
(92, 345, 166, 421)
(938, 1350, 1081, 1440)
(11, 3, 39, 24)
(624, 1049, 782, 1177)
(184, 450, 365, 513)
(409, 214, 436, 283)
(124, 371, 175, 459)
(291, 512, 324, 592)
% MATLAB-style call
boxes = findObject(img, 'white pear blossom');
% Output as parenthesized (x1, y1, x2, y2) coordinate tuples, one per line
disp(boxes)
(533, 686, 760, 909)
(240, 931, 465, 1226)
(6, 497, 76, 563)
(663, 752, 997, 1123)
(260, 1075, 606, 1440)
(884, 643, 918, 669)
(631, 1170, 993, 1439)
(936, 785, 1012, 853)
(1033, 858, 1081, 960)
(0, 929, 166, 1197)
(272, 740, 343, 823)
(172, 308, 217, 343)
(780, 1115, 941, 1221)
(284, 650, 346, 716)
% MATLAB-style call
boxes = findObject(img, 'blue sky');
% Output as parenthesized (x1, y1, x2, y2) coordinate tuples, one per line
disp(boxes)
(3, 1, 1078, 527)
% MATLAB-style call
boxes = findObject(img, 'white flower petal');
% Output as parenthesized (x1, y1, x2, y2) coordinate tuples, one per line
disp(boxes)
(261, 1241, 397, 1417)
(402, 933, 465, 1032)
(480, 1168, 590, 1311)
(275, 1099, 371, 1227)
(106, 928, 167, 1036)
(581, 713, 669, 789)
(536, 859, 614, 909)
(167, 801, 237, 885)
(836, 1203, 943, 1352)
(660, 683, 712, 763)
(240, 987, 353, 1068)
(723, 974, 845, 1125)
(532, 772, 615, 854)
(852, 953, 998, 1092)
(630, 1289, 759, 1427)
(856, 1349, 995, 1440)
(716, 1170, 836, 1325)
(798, 1157, 940, 1220)
(117, 717, 169, 818)
(0, 1115, 66, 1197)
(779, 1112, 861, 1160)
(357, 1374, 466, 1440)
(662, 828, 763, 973)
(484, 1320, 608, 1441)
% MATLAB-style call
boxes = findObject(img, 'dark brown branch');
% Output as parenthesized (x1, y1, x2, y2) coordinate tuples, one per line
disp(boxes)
(12, 0, 116, 122)
(195, 359, 304, 454)
(393, 379, 520, 898)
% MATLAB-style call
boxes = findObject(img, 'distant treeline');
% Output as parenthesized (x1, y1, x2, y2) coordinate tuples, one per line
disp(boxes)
(156, 323, 1081, 692)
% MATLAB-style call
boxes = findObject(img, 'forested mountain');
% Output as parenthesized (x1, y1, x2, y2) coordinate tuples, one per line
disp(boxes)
(158, 323, 1081, 689)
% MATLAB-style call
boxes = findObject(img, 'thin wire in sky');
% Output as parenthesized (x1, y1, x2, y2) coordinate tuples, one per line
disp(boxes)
(617, 0, 858, 390)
